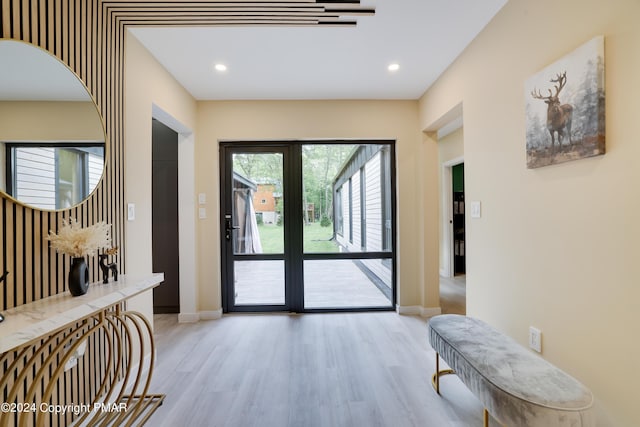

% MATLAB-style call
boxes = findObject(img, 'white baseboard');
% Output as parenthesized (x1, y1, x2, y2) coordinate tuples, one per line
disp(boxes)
(178, 313, 200, 323)
(178, 310, 223, 322)
(421, 307, 442, 318)
(199, 309, 223, 320)
(439, 268, 447, 277)
(396, 305, 442, 318)
(396, 305, 422, 315)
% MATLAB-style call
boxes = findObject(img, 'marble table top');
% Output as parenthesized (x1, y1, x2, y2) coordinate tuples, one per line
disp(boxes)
(0, 273, 164, 354)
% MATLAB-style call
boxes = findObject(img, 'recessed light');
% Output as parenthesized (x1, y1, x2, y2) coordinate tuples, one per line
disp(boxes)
(388, 63, 400, 72)
(214, 63, 227, 72)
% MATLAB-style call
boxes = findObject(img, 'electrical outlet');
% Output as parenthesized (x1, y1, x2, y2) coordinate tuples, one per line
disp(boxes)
(529, 326, 542, 353)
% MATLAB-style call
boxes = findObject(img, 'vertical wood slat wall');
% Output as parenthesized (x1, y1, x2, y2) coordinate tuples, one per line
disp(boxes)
(0, 2, 371, 425)
(0, 0, 123, 311)
(0, 1, 122, 425)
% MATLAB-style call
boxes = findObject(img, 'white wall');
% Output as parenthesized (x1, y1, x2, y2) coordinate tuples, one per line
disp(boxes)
(419, 0, 640, 424)
(124, 32, 197, 328)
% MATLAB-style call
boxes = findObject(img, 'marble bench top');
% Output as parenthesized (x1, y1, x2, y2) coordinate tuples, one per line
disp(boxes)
(0, 273, 164, 354)
(428, 314, 594, 426)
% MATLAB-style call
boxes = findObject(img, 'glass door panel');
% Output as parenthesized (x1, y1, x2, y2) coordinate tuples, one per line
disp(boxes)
(234, 260, 285, 305)
(304, 259, 392, 308)
(301, 144, 355, 253)
(232, 152, 284, 256)
(302, 143, 394, 310)
(224, 149, 288, 310)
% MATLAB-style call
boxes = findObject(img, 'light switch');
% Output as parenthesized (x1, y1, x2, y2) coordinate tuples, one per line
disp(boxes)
(127, 203, 135, 221)
(198, 193, 206, 205)
(470, 201, 481, 219)
(199, 207, 206, 219)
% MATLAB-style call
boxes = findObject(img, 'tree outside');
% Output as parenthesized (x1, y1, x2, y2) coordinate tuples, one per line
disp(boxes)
(233, 144, 357, 253)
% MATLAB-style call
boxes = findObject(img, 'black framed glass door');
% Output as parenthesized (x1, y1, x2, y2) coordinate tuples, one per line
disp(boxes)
(221, 145, 292, 312)
(220, 141, 396, 313)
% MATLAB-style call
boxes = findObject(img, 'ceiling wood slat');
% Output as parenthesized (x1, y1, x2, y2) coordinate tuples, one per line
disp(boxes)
(112, 11, 339, 16)
(119, 19, 358, 27)
(102, 1, 373, 26)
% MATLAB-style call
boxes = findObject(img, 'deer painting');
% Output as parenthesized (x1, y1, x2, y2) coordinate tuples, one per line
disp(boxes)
(531, 71, 574, 149)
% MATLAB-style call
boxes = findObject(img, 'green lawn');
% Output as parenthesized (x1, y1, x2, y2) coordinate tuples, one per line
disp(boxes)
(257, 222, 340, 254)
(256, 223, 284, 253)
(303, 222, 340, 253)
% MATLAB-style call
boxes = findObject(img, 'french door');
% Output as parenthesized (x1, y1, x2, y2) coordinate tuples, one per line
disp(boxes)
(220, 141, 396, 313)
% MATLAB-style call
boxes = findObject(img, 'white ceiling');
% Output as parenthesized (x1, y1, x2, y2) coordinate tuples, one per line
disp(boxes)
(0, 40, 90, 101)
(130, 0, 507, 101)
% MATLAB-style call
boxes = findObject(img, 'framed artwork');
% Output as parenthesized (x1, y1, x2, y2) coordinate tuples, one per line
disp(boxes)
(524, 36, 605, 169)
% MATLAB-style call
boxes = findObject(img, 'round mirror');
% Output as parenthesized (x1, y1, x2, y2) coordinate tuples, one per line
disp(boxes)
(0, 40, 106, 211)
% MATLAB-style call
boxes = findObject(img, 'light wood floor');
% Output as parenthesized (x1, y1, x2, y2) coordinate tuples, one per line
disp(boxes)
(146, 312, 492, 427)
(440, 275, 466, 315)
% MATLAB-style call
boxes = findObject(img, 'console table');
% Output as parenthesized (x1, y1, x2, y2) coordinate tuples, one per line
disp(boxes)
(0, 274, 165, 427)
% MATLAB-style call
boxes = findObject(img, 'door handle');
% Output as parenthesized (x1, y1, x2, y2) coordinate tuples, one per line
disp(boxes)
(225, 219, 240, 241)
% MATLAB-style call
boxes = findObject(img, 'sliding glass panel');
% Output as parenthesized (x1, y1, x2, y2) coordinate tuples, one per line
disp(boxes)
(234, 260, 285, 305)
(232, 152, 283, 255)
(303, 144, 392, 254)
(304, 259, 392, 308)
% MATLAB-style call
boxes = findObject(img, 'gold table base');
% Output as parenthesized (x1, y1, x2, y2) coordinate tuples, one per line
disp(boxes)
(1, 306, 164, 427)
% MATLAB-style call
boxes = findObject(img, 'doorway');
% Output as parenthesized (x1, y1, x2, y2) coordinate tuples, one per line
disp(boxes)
(152, 119, 180, 313)
(220, 141, 396, 313)
(452, 163, 465, 275)
(439, 158, 466, 314)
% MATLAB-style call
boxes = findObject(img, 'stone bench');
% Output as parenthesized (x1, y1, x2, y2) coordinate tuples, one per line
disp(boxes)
(427, 314, 594, 426)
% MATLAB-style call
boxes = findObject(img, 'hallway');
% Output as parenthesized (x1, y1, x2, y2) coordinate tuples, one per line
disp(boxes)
(440, 275, 466, 315)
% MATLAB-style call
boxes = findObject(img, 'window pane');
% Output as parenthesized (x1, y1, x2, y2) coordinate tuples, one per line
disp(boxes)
(303, 144, 392, 254)
(13, 147, 56, 209)
(304, 259, 392, 308)
(57, 148, 82, 209)
(232, 153, 283, 254)
(234, 260, 285, 305)
(10, 145, 103, 210)
(88, 151, 104, 192)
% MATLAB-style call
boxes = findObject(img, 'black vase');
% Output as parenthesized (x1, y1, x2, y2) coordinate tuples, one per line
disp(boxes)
(69, 257, 89, 296)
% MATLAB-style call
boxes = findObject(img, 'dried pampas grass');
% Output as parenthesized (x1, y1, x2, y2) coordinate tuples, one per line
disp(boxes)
(47, 218, 112, 258)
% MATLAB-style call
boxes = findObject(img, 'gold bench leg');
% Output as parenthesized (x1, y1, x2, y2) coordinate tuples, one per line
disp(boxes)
(484, 408, 489, 427)
(431, 352, 455, 395)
